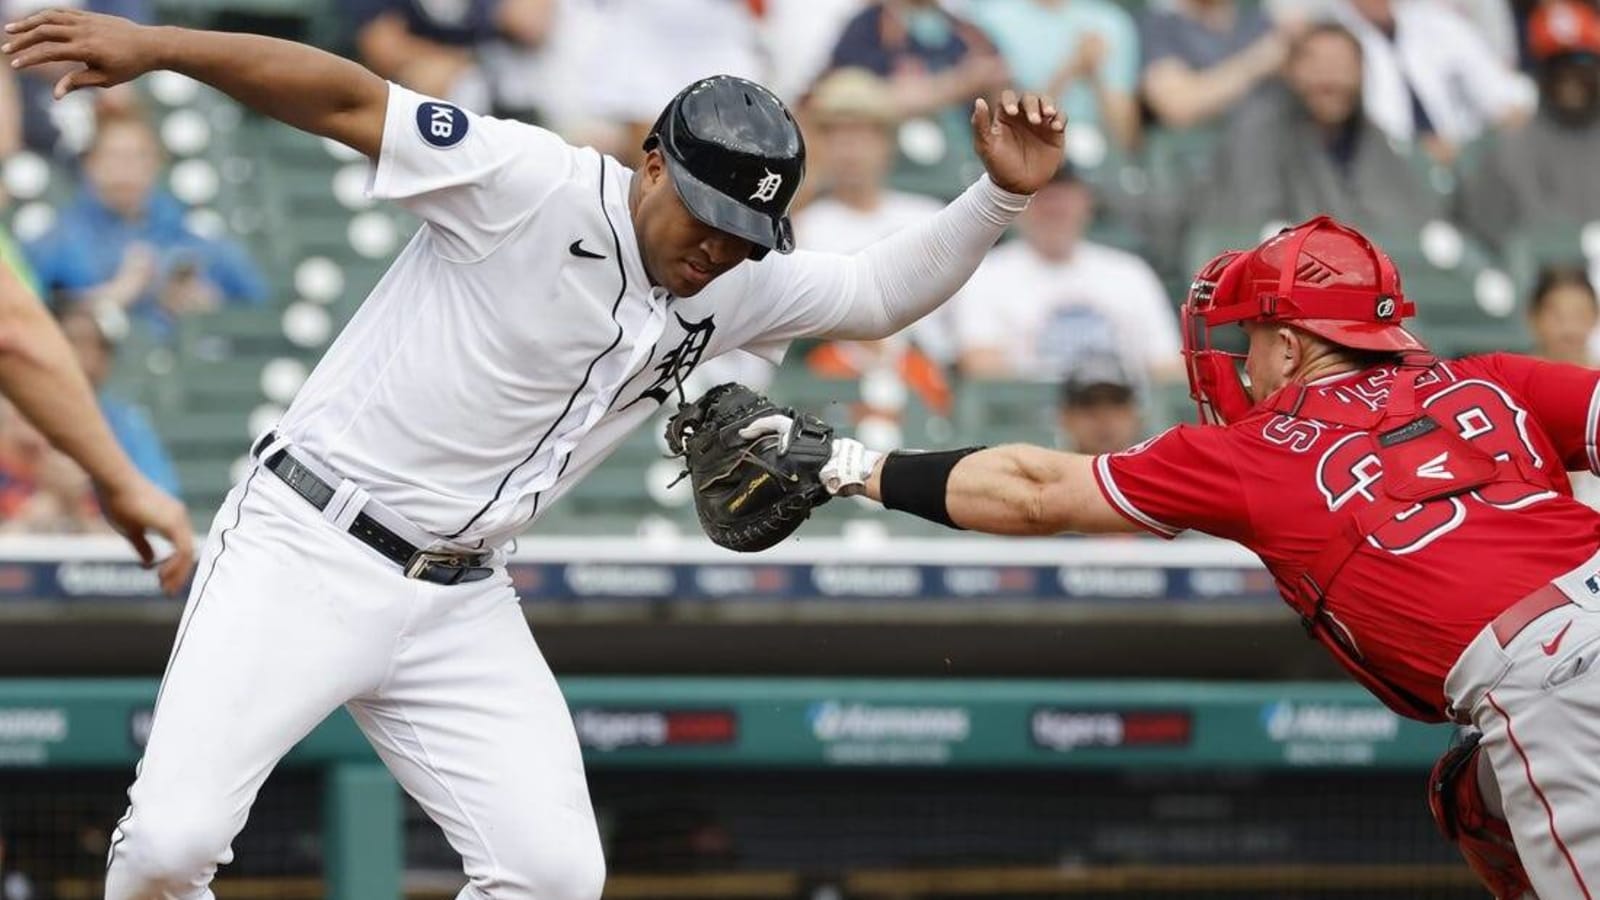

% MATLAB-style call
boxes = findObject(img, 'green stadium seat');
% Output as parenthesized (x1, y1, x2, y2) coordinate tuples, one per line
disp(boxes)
(1503, 223, 1593, 301)
(953, 380, 1059, 447)
(169, 359, 269, 414)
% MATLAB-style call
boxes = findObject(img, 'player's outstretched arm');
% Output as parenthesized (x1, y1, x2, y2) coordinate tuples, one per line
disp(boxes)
(731, 407, 1138, 538)
(5, 8, 387, 158)
(858, 444, 1141, 536)
(780, 92, 1064, 345)
(0, 267, 195, 593)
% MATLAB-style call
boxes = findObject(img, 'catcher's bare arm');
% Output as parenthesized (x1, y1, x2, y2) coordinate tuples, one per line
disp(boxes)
(0, 265, 194, 592)
(860, 444, 1140, 536)
(6, 8, 387, 158)
(716, 397, 1138, 541)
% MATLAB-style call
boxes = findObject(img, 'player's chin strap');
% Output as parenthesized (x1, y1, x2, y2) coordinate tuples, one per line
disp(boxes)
(1267, 354, 1554, 722)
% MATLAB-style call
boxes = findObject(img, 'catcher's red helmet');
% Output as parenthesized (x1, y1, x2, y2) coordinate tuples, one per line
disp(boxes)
(1181, 216, 1427, 424)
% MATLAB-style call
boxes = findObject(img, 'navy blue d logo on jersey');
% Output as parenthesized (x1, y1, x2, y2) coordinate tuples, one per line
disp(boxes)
(417, 102, 468, 148)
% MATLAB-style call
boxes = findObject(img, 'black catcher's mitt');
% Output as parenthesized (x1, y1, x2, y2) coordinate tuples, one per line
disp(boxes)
(664, 383, 833, 552)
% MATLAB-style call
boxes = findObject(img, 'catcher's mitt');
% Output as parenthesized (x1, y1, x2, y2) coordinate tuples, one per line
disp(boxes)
(664, 383, 833, 552)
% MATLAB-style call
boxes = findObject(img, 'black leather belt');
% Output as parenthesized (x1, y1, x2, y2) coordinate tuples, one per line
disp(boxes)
(254, 434, 492, 586)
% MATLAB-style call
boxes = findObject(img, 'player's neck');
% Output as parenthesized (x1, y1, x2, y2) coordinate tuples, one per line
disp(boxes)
(1295, 354, 1362, 387)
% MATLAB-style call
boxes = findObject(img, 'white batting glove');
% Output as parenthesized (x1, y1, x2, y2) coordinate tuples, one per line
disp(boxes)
(737, 415, 883, 497)
(822, 437, 883, 497)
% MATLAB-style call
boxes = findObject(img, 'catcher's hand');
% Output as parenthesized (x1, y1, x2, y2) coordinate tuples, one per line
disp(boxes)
(664, 383, 837, 552)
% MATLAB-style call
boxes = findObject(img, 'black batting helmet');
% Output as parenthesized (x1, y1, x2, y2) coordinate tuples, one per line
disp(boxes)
(643, 75, 805, 261)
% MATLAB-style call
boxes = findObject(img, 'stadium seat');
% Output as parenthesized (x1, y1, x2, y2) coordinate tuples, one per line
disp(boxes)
(953, 379, 1059, 447)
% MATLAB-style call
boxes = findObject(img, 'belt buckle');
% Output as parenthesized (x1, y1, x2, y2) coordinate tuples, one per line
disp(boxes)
(405, 550, 468, 580)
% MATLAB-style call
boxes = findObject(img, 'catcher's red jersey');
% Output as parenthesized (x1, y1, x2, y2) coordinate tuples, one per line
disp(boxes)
(1095, 353, 1600, 711)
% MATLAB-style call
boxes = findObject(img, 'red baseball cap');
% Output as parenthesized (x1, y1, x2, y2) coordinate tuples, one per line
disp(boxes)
(1529, 0, 1600, 62)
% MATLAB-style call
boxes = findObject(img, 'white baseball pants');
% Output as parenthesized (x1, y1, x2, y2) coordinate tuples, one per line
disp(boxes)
(1447, 548, 1600, 900)
(104, 470, 605, 900)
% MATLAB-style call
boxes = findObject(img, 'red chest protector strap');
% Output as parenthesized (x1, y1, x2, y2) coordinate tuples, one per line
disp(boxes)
(1265, 358, 1554, 721)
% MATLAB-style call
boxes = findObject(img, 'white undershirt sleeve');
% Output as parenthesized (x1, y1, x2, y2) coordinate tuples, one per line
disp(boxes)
(747, 175, 1030, 345)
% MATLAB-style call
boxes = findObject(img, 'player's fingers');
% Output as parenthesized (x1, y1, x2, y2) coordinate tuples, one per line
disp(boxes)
(157, 554, 190, 596)
(157, 523, 194, 596)
(971, 97, 988, 134)
(2, 23, 72, 55)
(1021, 93, 1043, 125)
(53, 67, 105, 99)
(1000, 89, 1019, 118)
(10, 42, 78, 71)
(124, 529, 155, 568)
(5, 9, 68, 36)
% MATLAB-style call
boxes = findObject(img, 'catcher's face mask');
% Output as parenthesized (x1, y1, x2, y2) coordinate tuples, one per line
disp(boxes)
(1182, 250, 1255, 425)
(1181, 216, 1428, 425)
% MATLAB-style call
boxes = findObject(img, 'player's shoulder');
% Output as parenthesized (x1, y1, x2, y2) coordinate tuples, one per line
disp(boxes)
(1113, 420, 1235, 461)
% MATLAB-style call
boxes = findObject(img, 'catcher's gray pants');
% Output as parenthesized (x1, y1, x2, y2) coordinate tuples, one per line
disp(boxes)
(104, 471, 604, 900)
(1446, 547, 1600, 900)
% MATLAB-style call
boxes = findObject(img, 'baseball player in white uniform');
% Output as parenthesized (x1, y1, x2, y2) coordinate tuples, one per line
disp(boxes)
(3, 8, 1067, 899)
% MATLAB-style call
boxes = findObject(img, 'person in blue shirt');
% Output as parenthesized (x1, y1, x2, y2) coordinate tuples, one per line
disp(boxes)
(26, 112, 268, 337)
(965, 0, 1142, 151)
(56, 303, 179, 497)
(829, 0, 1010, 198)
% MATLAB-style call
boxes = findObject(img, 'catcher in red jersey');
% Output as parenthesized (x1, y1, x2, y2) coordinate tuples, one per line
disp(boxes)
(718, 216, 1599, 899)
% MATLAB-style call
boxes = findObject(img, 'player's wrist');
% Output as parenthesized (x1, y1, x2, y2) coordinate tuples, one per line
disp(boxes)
(144, 25, 189, 72)
(974, 173, 1033, 219)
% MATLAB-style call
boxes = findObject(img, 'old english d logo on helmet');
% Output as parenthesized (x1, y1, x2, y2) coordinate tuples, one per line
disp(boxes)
(644, 75, 806, 261)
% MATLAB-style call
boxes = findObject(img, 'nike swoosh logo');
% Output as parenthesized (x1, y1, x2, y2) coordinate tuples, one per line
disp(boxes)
(569, 240, 606, 259)
(1543, 621, 1574, 656)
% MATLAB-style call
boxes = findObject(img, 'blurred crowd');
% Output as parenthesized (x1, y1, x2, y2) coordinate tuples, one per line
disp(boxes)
(0, 0, 1593, 535)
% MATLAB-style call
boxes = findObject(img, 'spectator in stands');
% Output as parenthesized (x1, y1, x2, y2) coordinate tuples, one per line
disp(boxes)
(58, 304, 179, 496)
(25, 113, 268, 336)
(1202, 24, 1443, 232)
(829, 0, 1009, 197)
(764, 0, 875, 101)
(0, 400, 104, 535)
(0, 68, 22, 162)
(569, 0, 766, 162)
(1332, 0, 1535, 164)
(1057, 354, 1143, 454)
(793, 70, 957, 426)
(1527, 265, 1599, 366)
(952, 164, 1181, 385)
(1459, 0, 1600, 250)
(797, 68, 958, 367)
(1139, 0, 1300, 131)
(3, 0, 149, 156)
(348, 0, 559, 120)
(1527, 266, 1600, 509)
(966, 0, 1141, 151)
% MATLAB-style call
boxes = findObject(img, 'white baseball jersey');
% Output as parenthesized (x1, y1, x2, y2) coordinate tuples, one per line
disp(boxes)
(280, 85, 878, 550)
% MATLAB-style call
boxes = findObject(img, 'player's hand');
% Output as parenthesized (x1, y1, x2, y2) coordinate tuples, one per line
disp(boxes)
(4, 9, 160, 99)
(98, 476, 196, 596)
(738, 415, 880, 497)
(971, 90, 1067, 195)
